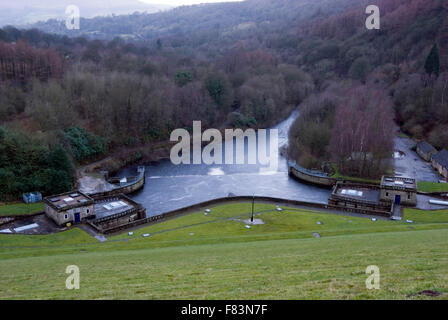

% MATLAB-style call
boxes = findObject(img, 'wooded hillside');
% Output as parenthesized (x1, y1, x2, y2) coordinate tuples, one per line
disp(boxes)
(0, 0, 446, 197)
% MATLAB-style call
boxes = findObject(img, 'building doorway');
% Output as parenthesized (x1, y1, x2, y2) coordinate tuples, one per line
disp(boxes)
(395, 195, 401, 205)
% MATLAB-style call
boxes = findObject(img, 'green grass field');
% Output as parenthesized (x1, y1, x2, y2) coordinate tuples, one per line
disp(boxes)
(0, 202, 44, 216)
(417, 181, 448, 193)
(0, 203, 447, 299)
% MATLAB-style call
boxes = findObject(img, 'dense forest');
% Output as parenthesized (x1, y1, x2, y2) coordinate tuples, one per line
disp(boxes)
(0, 6, 314, 200)
(0, 0, 447, 199)
(288, 0, 447, 177)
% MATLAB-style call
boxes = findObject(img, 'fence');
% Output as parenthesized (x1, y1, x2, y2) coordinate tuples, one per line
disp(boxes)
(22, 192, 42, 204)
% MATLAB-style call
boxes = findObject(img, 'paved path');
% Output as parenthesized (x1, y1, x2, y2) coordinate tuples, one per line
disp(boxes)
(416, 194, 448, 210)
(0, 214, 63, 235)
(392, 204, 402, 220)
(394, 135, 441, 182)
(77, 224, 107, 242)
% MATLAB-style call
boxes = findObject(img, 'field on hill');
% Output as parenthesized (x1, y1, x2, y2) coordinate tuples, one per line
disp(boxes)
(417, 181, 448, 193)
(0, 203, 447, 299)
(0, 203, 44, 216)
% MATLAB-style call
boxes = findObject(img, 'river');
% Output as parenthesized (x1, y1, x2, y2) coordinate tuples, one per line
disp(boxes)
(118, 108, 332, 217)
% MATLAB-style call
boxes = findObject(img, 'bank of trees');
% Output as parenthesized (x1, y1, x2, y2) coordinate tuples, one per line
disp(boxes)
(0, 25, 314, 200)
(0, 0, 446, 198)
(289, 82, 394, 178)
(393, 71, 448, 149)
(0, 127, 73, 200)
(287, 0, 446, 177)
(0, 40, 64, 82)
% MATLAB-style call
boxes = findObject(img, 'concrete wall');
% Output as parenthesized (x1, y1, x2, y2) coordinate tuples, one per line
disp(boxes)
(90, 173, 145, 198)
(119, 175, 145, 194)
(94, 212, 140, 231)
(328, 198, 392, 217)
(288, 165, 336, 187)
(45, 204, 94, 226)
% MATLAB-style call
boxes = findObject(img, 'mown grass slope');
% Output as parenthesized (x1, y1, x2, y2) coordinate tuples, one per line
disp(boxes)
(417, 181, 448, 193)
(0, 203, 44, 216)
(0, 203, 447, 299)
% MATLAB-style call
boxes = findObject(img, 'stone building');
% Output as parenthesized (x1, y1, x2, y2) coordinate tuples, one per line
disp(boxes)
(328, 176, 417, 216)
(380, 176, 417, 206)
(328, 182, 393, 217)
(416, 141, 437, 162)
(88, 194, 146, 233)
(44, 191, 95, 226)
(432, 149, 448, 179)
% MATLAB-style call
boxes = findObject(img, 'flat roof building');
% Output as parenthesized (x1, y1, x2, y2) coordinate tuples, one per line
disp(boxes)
(380, 176, 417, 206)
(88, 194, 146, 233)
(44, 191, 95, 226)
(329, 182, 393, 217)
(328, 176, 418, 216)
(44, 190, 146, 232)
(380, 176, 417, 190)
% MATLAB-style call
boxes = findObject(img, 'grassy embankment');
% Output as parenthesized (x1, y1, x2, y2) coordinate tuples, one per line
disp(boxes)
(0, 203, 45, 216)
(417, 181, 448, 193)
(0, 203, 447, 299)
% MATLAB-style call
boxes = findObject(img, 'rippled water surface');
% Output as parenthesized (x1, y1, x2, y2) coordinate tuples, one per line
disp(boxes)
(118, 109, 332, 216)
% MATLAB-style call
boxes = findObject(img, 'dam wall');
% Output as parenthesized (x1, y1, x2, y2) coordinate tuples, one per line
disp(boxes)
(288, 162, 337, 187)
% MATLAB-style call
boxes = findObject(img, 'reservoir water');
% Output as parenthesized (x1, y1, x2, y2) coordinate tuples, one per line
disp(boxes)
(118, 108, 332, 216)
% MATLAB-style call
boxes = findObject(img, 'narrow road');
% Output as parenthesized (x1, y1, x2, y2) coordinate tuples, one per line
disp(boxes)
(77, 224, 107, 242)
(394, 134, 441, 182)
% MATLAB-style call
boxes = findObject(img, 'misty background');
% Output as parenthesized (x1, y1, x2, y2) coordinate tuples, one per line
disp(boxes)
(0, 0, 243, 27)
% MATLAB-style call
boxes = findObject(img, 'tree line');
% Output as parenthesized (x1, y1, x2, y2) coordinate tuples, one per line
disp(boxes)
(0, 25, 313, 200)
(0, 0, 446, 197)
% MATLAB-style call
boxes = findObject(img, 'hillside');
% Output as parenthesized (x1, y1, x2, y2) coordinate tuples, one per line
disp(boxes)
(0, 0, 446, 199)
(285, 0, 448, 176)
(31, 0, 360, 40)
(0, 0, 171, 27)
(1, 203, 447, 299)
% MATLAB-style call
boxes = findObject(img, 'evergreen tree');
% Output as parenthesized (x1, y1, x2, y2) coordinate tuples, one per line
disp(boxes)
(48, 144, 73, 173)
(46, 144, 74, 194)
(175, 70, 193, 87)
(425, 44, 440, 78)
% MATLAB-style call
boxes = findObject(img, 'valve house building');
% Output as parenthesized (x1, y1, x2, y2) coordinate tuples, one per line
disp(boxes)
(44, 190, 147, 231)
(379, 176, 417, 206)
(44, 191, 95, 226)
(87, 195, 146, 233)
(329, 182, 393, 217)
(328, 176, 418, 217)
